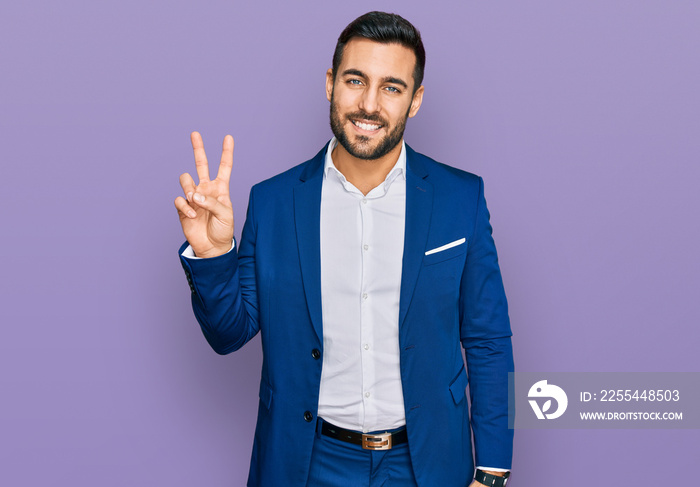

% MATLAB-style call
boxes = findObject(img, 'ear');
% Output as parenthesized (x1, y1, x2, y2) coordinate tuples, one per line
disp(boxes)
(325, 68, 334, 102)
(408, 85, 424, 118)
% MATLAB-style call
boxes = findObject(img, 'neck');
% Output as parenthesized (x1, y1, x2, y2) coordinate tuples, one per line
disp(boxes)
(331, 140, 403, 195)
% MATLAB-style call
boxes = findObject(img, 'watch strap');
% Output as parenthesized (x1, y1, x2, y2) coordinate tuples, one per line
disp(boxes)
(474, 469, 510, 487)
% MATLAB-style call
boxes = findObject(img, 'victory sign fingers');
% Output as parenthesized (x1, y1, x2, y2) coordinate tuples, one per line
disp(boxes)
(176, 132, 236, 258)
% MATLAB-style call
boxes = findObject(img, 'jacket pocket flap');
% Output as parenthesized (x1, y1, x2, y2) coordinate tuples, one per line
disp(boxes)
(449, 366, 469, 405)
(259, 381, 273, 411)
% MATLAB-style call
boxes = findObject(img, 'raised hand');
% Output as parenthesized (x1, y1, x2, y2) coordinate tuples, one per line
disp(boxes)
(174, 132, 235, 259)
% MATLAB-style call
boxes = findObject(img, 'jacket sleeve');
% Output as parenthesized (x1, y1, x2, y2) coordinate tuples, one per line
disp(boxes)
(459, 176, 514, 469)
(178, 187, 260, 355)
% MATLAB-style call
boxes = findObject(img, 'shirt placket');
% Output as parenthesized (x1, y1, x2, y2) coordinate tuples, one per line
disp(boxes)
(359, 195, 375, 429)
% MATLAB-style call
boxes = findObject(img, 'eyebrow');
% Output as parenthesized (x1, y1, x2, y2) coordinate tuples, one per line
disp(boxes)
(341, 69, 409, 89)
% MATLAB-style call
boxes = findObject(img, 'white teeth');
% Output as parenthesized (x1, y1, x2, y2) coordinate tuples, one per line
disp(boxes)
(353, 120, 380, 131)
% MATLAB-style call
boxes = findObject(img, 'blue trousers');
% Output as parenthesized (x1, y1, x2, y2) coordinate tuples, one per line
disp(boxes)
(306, 419, 419, 487)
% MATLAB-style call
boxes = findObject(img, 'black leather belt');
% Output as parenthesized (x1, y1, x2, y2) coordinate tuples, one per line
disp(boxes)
(320, 419, 407, 450)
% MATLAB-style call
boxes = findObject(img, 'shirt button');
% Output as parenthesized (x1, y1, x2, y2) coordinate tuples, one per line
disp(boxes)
(311, 349, 321, 360)
(363, 344, 370, 350)
(362, 293, 368, 300)
(365, 392, 371, 398)
(362, 199, 367, 205)
(363, 244, 369, 251)
(303, 411, 313, 422)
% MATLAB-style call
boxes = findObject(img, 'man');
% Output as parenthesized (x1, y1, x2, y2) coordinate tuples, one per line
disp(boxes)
(175, 11, 513, 487)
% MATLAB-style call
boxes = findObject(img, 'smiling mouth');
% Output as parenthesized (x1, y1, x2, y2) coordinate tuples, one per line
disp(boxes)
(351, 119, 383, 131)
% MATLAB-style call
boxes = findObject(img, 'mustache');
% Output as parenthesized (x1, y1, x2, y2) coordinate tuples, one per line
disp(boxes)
(346, 111, 387, 126)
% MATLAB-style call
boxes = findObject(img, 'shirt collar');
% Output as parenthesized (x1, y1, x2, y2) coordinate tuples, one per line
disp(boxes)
(323, 137, 407, 185)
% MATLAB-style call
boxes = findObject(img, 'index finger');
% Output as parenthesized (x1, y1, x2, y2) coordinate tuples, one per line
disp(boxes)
(217, 135, 234, 183)
(190, 131, 210, 182)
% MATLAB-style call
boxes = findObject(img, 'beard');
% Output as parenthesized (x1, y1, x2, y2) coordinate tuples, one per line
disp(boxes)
(329, 92, 409, 161)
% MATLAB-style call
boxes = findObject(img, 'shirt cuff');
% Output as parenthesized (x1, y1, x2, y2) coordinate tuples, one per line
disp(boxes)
(181, 240, 235, 259)
(476, 466, 510, 473)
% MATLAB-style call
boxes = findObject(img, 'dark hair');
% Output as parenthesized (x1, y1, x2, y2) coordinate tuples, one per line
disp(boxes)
(332, 11, 426, 92)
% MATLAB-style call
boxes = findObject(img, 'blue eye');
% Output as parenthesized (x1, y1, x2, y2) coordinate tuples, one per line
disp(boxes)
(385, 86, 400, 93)
(349, 79, 362, 85)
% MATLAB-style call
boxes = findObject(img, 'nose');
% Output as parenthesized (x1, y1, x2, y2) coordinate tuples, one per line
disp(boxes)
(358, 86, 380, 115)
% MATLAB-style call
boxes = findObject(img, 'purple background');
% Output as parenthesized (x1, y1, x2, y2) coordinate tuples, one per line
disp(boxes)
(2, 1, 698, 485)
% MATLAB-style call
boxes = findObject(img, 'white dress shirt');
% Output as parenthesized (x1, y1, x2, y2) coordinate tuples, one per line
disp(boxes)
(317, 137, 407, 433)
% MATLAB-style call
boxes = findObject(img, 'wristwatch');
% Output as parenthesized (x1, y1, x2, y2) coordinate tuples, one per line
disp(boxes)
(474, 469, 510, 487)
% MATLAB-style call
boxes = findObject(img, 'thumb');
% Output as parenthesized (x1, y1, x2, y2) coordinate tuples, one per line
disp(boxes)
(192, 192, 231, 220)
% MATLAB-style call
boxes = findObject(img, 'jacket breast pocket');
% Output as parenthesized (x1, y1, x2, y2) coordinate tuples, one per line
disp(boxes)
(423, 238, 468, 266)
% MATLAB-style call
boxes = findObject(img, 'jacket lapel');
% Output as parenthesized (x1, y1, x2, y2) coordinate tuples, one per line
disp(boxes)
(399, 145, 433, 329)
(293, 146, 326, 343)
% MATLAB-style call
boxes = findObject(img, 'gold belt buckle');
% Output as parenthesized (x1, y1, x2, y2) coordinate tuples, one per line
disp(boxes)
(361, 432, 392, 450)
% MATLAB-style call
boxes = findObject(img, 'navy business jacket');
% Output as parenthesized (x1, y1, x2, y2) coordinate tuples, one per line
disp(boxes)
(179, 143, 514, 486)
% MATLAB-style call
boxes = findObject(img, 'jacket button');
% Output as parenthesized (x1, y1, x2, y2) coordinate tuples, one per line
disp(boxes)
(303, 411, 313, 422)
(311, 349, 321, 360)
